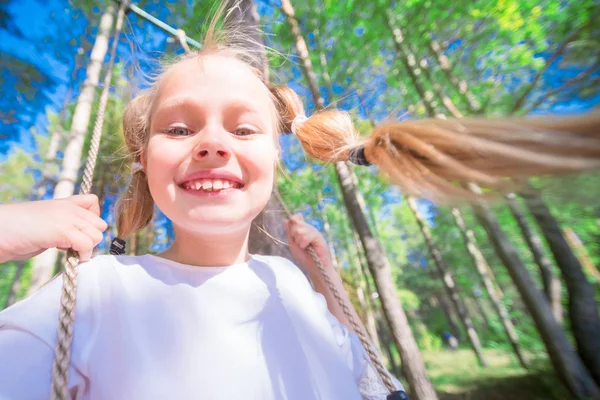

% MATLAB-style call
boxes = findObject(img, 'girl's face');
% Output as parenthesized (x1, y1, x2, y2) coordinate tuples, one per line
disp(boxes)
(144, 55, 278, 236)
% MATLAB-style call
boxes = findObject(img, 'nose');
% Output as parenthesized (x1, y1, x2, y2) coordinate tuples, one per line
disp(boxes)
(192, 129, 231, 162)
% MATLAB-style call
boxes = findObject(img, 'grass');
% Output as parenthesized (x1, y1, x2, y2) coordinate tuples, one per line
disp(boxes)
(418, 349, 571, 400)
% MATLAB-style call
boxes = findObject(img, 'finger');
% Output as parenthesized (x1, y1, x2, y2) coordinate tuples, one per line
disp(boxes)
(292, 213, 305, 224)
(66, 229, 95, 262)
(77, 207, 108, 232)
(77, 224, 105, 247)
(69, 194, 101, 216)
(297, 236, 313, 249)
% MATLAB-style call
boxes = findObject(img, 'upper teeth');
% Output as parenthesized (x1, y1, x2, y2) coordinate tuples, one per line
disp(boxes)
(183, 179, 239, 191)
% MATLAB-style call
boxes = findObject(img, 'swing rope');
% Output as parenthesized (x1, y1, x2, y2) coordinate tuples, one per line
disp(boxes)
(50, 1, 129, 399)
(273, 191, 400, 395)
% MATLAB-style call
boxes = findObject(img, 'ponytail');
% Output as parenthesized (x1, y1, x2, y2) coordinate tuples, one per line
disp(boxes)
(112, 92, 156, 253)
(271, 84, 600, 202)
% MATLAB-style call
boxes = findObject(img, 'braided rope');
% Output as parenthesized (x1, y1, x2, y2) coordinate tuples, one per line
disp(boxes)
(274, 191, 397, 393)
(175, 28, 192, 53)
(50, 2, 129, 399)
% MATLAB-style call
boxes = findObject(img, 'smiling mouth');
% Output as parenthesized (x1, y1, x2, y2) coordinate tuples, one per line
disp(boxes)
(179, 178, 244, 193)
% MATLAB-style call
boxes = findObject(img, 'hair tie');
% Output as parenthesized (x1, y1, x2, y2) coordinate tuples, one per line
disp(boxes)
(291, 115, 308, 135)
(110, 237, 126, 255)
(348, 146, 371, 166)
(131, 161, 144, 175)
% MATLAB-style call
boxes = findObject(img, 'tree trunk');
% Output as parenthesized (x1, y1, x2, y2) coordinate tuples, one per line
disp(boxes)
(472, 194, 600, 399)
(564, 227, 600, 283)
(281, 2, 437, 396)
(471, 295, 492, 332)
(350, 216, 402, 377)
(521, 185, 600, 386)
(28, 5, 116, 295)
(319, 199, 340, 271)
(424, 34, 481, 113)
(451, 208, 529, 369)
(407, 197, 487, 367)
(3, 262, 26, 309)
(505, 193, 563, 324)
(434, 292, 462, 341)
(384, 12, 437, 117)
(342, 223, 382, 351)
(336, 162, 438, 400)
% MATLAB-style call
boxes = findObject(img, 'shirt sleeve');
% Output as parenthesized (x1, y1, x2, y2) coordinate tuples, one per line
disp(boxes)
(0, 256, 104, 399)
(262, 255, 404, 398)
(0, 327, 87, 399)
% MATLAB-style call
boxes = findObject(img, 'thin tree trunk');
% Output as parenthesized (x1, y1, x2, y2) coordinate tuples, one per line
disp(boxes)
(424, 34, 481, 113)
(351, 256, 383, 352)
(376, 310, 402, 377)
(451, 208, 529, 369)
(505, 193, 563, 324)
(564, 227, 600, 283)
(384, 12, 437, 117)
(471, 295, 492, 331)
(472, 189, 600, 399)
(342, 222, 382, 351)
(435, 292, 462, 341)
(281, 1, 437, 397)
(407, 197, 487, 367)
(28, 5, 116, 295)
(336, 161, 437, 399)
(351, 227, 401, 376)
(319, 199, 340, 271)
(521, 185, 600, 386)
(3, 262, 26, 309)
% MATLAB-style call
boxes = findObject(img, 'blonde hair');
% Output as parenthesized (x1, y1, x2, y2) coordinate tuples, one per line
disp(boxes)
(116, 12, 600, 238)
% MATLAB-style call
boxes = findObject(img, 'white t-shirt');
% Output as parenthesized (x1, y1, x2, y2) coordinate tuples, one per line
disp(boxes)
(0, 254, 398, 399)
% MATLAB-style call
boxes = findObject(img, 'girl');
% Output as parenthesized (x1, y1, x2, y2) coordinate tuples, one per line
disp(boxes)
(0, 23, 402, 400)
(2, 8, 600, 400)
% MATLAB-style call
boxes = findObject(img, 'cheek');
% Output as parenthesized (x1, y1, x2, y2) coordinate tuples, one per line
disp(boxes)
(240, 140, 278, 185)
(144, 138, 184, 197)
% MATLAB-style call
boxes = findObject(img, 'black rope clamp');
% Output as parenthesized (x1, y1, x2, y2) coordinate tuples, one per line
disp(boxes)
(348, 146, 371, 166)
(110, 237, 126, 255)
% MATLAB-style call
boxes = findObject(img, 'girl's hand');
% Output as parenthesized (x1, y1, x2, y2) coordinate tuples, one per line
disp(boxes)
(0, 195, 108, 263)
(285, 213, 333, 278)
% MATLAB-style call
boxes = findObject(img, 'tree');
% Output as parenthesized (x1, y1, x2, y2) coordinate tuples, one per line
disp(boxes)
(505, 193, 562, 324)
(28, 4, 117, 294)
(451, 207, 529, 369)
(522, 183, 600, 386)
(407, 197, 487, 367)
(279, 1, 437, 398)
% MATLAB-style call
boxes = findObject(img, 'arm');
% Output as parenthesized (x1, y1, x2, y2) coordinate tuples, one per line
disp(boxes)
(0, 195, 107, 263)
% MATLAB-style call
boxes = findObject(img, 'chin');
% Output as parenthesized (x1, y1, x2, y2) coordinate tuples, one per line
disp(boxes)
(172, 206, 263, 237)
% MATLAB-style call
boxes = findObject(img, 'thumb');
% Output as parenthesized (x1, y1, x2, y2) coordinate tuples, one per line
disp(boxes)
(69, 194, 101, 215)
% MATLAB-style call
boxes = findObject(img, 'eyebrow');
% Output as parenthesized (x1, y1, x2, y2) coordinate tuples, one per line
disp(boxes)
(153, 96, 263, 117)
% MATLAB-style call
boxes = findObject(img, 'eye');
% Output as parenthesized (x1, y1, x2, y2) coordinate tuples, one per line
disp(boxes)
(233, 126, 260, 137)
(165, 126, 192, 136)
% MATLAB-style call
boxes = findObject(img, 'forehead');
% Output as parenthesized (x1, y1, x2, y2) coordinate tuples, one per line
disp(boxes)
(154, 54, 274, 116)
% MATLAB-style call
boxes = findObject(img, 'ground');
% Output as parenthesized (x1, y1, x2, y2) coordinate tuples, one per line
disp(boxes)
(421, 349, 571, 400)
